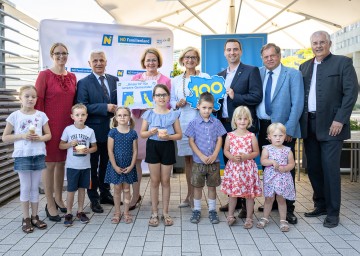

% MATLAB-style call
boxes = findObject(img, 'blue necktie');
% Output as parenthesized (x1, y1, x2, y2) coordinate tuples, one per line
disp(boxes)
(265, 71, 273, 116)
(99, 76, 110, 102)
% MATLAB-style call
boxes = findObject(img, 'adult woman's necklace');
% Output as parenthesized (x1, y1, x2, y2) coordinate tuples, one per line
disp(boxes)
(182, 71, 198, 98)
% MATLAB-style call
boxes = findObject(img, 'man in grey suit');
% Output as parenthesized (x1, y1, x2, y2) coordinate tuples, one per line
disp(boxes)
(256, 43, 304, 225)
(300, 31, 358, 228)
(76, 50, 118, 213)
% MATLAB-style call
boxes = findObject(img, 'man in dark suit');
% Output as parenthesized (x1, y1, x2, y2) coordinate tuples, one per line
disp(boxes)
(217, 39, 263, 218)
(300, 31, 358, 228)
(256, 43, 304, 225)
(76, 50, 118, 213)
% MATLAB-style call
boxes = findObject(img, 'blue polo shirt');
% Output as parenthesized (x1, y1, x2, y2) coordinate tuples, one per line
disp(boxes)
(185, 114, 227, 164)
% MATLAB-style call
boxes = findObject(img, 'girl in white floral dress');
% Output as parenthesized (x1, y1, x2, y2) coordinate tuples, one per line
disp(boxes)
(257, 123, 296, 232)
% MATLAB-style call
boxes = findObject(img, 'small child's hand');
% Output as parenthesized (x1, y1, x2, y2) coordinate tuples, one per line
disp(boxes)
(233, 155, 241, 162)
(272, 160, 279, 170)
(149, 127, 158, 135)
(114, 166, 123, 174)
(239, 153, 248, 162)
(278, 166, 287, 173)
(207, 154, 217, 164)
(83, 148, 89, 154)
(158, 133, 169, 140)
(123, 166, 132, 174)
(200, 155, 209, 164)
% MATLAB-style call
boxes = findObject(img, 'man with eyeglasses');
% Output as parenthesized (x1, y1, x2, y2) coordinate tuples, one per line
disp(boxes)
(76, 50, 119, 213)
(300, 31, 358, 228)
(256, 43, 304, 225)
(217, 38, 262, 218)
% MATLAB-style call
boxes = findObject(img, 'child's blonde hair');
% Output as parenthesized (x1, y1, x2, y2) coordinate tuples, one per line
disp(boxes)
(19, 85, 37, 97)
(110, 107, 135, 129)
(231, 106, 253, 130)
(71, 103, 87, 113)
(267, 122, 286, 136)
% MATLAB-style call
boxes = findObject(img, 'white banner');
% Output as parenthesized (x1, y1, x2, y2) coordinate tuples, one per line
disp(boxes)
(38, 19, 174, 81)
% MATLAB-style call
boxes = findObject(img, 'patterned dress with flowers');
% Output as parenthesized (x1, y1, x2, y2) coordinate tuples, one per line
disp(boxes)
(221, 132, 262, 198)
(35, 69, 77, 162)
(263, 145, 295, 200)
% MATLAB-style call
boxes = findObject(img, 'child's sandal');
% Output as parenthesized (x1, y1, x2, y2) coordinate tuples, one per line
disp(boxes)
(148, 213, 159, 227)
(243, 218, 253, 229)
(162, 214, 174, 226)
(22, 218, 34, 234)
(227, 216, 236, 226)
(111, 212, 122, 224)
(280, 220, 289, 232)
(123, 213, 133, 224)
(256, 217, 269, 229)
(31, 215, 47, 229)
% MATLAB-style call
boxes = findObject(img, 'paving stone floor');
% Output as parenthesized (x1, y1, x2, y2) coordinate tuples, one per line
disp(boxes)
(0, 172, 360, 256)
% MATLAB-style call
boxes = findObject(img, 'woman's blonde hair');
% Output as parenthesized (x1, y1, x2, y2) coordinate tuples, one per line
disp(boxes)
(140, 48, 163, 69)
(110, 107, 135, 129)
(267, 122, 286, 135)
(178, 46, 200, 66)
(231, 106, 253, 130)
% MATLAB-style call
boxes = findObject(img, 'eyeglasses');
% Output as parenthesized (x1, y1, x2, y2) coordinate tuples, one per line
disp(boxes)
(145, 59, 158, 63)
(154, 93, 168, 98)
(184, 56, 198, 60)
(53, 52, 69, 56)
(117, 114, 129, 118)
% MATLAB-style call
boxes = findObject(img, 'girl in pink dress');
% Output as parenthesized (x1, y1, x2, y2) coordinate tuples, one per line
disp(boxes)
(221, 106, 262, 229)
(130, 48, 171, 210)
(257, 122, 295, 232)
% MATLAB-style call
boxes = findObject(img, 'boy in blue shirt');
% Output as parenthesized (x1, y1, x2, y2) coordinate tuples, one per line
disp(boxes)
(185, 92, 227, 224)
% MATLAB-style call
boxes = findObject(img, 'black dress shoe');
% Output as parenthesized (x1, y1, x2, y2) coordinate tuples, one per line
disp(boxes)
(258, 204, 278, 212)
(100, 195, 114, 205)
(45, 204, 61, 222)
(129, 196, 142, 211)
(323, 216, 339, 228)
(219, 203, 242, 212)
(286, 212, 298, 224)
(304, 208, 327, 217)
(55, 201, 67, 213)
(90, 202, 104, 213)
(237, 208, 247, 219)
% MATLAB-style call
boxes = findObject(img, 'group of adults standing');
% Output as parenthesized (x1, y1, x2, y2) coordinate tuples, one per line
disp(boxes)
(35, 30, 358, 229)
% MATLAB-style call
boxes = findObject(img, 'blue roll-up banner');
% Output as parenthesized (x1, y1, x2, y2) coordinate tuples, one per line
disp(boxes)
(201, 34, 267, 170)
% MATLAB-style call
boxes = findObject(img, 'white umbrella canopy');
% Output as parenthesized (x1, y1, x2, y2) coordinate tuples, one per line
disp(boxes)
(95, 0, 360, 50)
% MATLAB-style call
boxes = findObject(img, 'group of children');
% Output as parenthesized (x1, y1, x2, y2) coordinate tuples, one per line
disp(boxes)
(3, 83, 295, 233)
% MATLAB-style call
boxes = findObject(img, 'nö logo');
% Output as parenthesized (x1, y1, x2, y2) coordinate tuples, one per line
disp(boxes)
(117, 70, 124, 77)
(102, 34, 113, 46)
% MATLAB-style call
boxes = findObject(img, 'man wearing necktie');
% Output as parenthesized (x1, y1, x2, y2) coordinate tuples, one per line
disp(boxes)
(76, 50, 118, 213)
(256, 43, 304, 225)
(217, 39, 263, 218)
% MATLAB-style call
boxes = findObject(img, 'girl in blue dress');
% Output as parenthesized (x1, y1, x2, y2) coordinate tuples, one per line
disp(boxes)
(141, 84, 182, 227)
(105, 107, 138, 224)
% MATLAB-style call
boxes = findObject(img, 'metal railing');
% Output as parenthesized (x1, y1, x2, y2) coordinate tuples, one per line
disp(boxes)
(0, 0, 39, 204)
(0, 1, 39, 89)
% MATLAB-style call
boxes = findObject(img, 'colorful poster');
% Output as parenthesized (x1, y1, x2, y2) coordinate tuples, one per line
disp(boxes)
(117, 80, 157, 109)
(186, 75, 226, 111)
